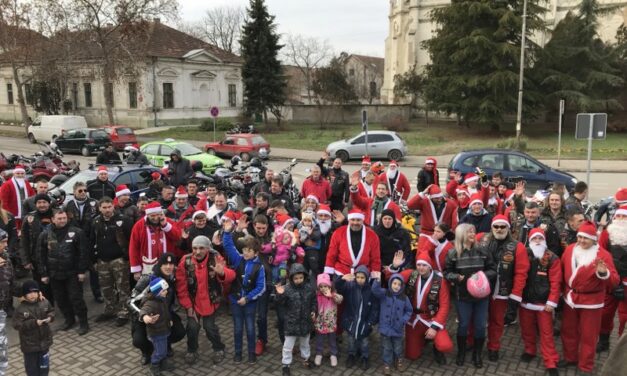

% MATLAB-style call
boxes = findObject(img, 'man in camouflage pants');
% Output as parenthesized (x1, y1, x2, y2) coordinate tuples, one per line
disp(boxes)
(89, 197, 134, 326)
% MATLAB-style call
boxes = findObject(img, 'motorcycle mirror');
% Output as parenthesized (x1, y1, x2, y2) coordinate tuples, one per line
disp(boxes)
(291, 158, 296, 163)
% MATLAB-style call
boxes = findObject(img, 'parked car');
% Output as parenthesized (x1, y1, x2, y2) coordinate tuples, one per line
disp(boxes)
(325, 130, 408, 162)
(28, 115, 87, 143)
(447, 149, 578, 192)
(204, 133, 270, 161)
(141, 139, 225, 174)
(53, 128, 111, 156)
(101, 125, 138, 151)
(57, 164, 160, 204)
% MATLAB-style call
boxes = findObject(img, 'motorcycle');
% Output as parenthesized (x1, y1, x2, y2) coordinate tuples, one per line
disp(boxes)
(226, 123, 257, 134)
(278, 158, 301, 214)
(0, 143, 79, 185)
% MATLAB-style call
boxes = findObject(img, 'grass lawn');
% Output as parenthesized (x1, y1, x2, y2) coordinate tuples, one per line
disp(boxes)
(145, 120, 627, 160)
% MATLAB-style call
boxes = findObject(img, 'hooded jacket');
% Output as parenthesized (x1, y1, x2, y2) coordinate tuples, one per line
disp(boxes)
(314, 273, 343, 334)
(372, 274, 412, 337)
(168, 149, 193, 188)
(460, 209, 493, 233)
(276, 263, 317, 336)
(374, 209, 412, 268)
(222, 231, 266, 305)
(334, 265, 380, 340)
(13, 298, 54, 353)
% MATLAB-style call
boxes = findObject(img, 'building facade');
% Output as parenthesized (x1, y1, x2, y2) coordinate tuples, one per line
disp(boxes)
(339, 52, 385, 104)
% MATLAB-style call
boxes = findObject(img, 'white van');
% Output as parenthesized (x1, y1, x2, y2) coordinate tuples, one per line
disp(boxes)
(27, 115, 88, 143)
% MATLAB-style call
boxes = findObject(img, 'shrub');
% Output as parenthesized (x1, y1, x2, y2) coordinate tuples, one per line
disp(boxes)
(497, 136, 528, 151)
(383, 116, 409, 132)
(198, 118, 233, 132)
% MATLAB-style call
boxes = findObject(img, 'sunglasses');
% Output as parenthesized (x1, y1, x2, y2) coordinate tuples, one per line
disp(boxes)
(492, 225, 508, 230)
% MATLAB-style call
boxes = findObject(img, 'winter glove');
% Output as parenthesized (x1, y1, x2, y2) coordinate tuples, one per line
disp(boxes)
(613, 284, 625, 300)
(504, 298, 520, 326)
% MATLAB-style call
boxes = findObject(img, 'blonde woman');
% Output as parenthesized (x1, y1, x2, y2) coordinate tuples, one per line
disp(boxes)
(444, 223, 496, 368)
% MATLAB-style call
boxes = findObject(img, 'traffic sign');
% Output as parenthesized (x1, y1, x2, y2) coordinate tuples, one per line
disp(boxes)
(576, 113, 607, 140)
(210, 106, 219, 117)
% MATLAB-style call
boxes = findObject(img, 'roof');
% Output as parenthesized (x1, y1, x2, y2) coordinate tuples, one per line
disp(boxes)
(342, 53, 384, 75)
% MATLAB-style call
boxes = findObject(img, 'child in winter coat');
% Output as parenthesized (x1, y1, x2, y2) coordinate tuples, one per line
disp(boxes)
(275, 263, 317, 376)
(267, 226, 305, 284)
(334, 265, 380, 370)
(314, 273, 343, 367)
(372, 273, 413, 374)
(13, 280, 54, 376)
(297, 212, 321, 248)
(139, 277, 173, 376)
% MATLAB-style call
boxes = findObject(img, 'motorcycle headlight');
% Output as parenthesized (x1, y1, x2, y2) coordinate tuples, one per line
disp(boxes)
(571, 178, 578, 184)
(52, 168, 58, 174)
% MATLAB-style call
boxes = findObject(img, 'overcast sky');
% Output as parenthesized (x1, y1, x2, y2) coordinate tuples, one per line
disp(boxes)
(179, 0, 389, 57)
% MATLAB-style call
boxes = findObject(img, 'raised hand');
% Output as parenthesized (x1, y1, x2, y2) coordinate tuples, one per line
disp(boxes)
(332, 210, 345, 224)
(350, 174, 360, 187)
(223, 218, 234, 233)
(275, 283, 285, 295)
(392, 250, 405, 268)
(237, 214, 249, 231)
(596, 258, 608, 275)
(210, 262, 225, 277)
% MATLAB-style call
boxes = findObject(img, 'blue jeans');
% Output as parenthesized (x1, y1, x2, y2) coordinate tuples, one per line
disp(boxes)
(271, 262, 287, 284)
(149, 333, 169, 365)
(381, 335, 403, 365)
(232, 301, 257, 356)
(256, 288, 285, 344)
(456, 298, 489, 338)
(346, 335, 369, 359)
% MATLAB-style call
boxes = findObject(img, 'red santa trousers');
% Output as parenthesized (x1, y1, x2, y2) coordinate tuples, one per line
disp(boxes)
(518, 307, 559, 369)
(487, 298, 508, 351)
(600, 293, 627, 336)
(561, 304, 602, 373)
(404, 322, 453, 360)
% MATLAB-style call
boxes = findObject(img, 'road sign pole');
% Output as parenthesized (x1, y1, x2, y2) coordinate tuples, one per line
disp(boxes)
(557, 99, 564, 167)
(586, 114, 593, 187)
(362, 110, 368, 156)
(213, 117, 216, 142)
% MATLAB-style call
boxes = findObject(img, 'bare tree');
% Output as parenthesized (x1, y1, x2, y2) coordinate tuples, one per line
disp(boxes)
(283, 33, 332, 104)
(193, 5, 244, 54)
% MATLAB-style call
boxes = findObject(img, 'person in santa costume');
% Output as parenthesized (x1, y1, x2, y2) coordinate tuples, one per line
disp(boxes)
(324, 209, 381, 278)
(385, 251, 453, 364)
(416, 157, 439, 192)
(351, 155, 372, 181)
(356, 170, 376, 199)
(518, 228, 562, 376)
(446, 171, 481, 198)
(374, 160, 410, 202)
(596, 204, 627, 352)
(165, 186, 195, 227)
(300, 165, 331, 204)
(559, 221, 619, 374)
(408, 184, 458, 250)
(476, 214, 529, 362)
(129, 201, 182, 280)
(418, 222, 455, 274)
(349, 174, 401, 227)
(0, 164, 35, 229)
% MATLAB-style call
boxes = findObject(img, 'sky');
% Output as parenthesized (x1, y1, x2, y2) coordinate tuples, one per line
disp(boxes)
(179, 0, 389, 58)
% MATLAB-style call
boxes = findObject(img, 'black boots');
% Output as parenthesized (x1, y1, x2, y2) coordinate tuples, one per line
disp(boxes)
(596, 333, 610, 353)
(472, 337, 485, 368)
(77, 319, 90, 336)
(60, 319, 76, 331)
(346, 354, 356, 368)
(433, 346, 446, 365)
(456, 336, 466, 366)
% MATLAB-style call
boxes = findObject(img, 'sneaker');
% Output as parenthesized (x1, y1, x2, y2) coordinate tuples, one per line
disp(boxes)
(361, 357, 369, 370)
(488, 350, 499, 362)
(77, 323, 90, 336)
(255, 339, 265, 356)
(302, 357, 315, 369)
(115, 317, 129, 327)
(149, 363, 161, 376)
(346, 354, 356, 368)
(282, 365, 290, 376)
(557, 360, 576, 368)
(94, 313, 115, 323)
(383, 365, 391, 376)
(141, 354, 151, 366)
(185, 352, 198, 365)
(547, 368, 559, 376)
(314, 355, 322, 366)
(520, 353, 536, 362)
(233, 354, 242, 364)
(160, 358, 175, 372)
(330, 355, 337, 367)
(213, 350, 225, 364)
(395, 358, 406, 371)
(248, 354, 256, 365)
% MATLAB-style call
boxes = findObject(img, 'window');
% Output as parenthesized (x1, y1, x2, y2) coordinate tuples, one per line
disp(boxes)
(131, 169, 154, 190)
(163, 83, 174, 108)
(223, 137, 236, 145)
(25, 83, 33, 105)
(349, 69, 355, 76)
(228, 84, 237, 107)
(369, 81, 378, 98)
(369, 134, 394, 143)
(508, 155, 542, 173)
(236, 137, 249, 146)
(113, 172, 133, 188)
(142, 144, 159, 155)
(351, 135, 365, 144)
(6, 83, 13, 104)
(251, 135, 267, 145)
(107, 83, 114, 107)
(477, 154, 504, 170)
(91, 130, 109, 139)
(159, 145, 174, 156)
(128, 82, 137, 109)
(116, 127, 133, 135)
(84, 83, 92, 107)
(71, 83, 78, 109)
(462, 156, 478, 168)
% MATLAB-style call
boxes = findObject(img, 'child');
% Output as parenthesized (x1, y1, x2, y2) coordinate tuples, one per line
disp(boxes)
(268, 226, 304, 284)
(297, 212, 322, 276)
(0, 228, 14, 315)
(13, 280, 54, 376)
(276, 263, 317, 376)
(314, 273, 343, 367)
(139, 277, 173, 376)
(372, 273, 413, 374)
(334, 265, 379, 370)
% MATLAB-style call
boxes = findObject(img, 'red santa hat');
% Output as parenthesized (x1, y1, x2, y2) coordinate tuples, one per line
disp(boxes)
(614, 204, 627, 218)
(528, 228, 545, 241)
(347, 208, 365, 221)
(97, 165, 108, 174)
(151, 171, 161, 181)
(305, 194, 319, 204)
(192, 210, 207, 220)
(415, 251, 434, 269)
(389, 160, 398, 168)
(127, 144, 139, 152)
(425, 157, 436, 165)
(317, 204, 331, 217)
(175, 186, 188, 198)
(275, 213, 294, 227)
(145, 201, 163, 215)
(13, 164, 25, 174)
(464, 173, 479, 184)
(115, 184, 131, 197)
(492, 214, 510, 228)
(505, 189, 516, 202)
(427, 185, 443, 198)
(222, 210, 241, 223)
(456, 185, 470, 197)
(577, 221, 597, 241)
(469, 193, 483, 207)
(615, 188, 627, 204)
(361, 155, 371, 165)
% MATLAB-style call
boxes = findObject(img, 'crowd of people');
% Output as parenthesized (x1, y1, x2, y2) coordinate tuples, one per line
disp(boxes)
(0, 149, 625, 376)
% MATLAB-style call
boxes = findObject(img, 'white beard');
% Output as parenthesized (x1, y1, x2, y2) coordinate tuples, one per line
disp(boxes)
(608, 219, 627, 246)
(387, 168, 398, 179)
(530, 241, 547, 259)
(573, 244, 598, 267)
(318, 219, 332, 235)
(14, 178, 25, 188)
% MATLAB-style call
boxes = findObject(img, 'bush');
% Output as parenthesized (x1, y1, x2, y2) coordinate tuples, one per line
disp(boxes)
(383, 116, 409, 132)
(497, 136, 528, 151)
(198, 118, 234, 132)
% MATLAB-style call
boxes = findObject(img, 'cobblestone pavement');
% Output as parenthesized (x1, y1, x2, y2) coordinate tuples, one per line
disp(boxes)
(6, 293, 618, 376)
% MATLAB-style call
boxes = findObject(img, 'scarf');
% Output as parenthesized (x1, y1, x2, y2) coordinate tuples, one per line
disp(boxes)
(372, 196, 388, 223)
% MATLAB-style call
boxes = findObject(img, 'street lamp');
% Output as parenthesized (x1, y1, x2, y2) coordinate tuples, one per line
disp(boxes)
(515, 0, 528, 145)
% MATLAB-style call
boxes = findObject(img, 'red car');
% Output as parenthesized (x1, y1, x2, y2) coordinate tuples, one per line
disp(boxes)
(204, 133, 270, 161)
(100, 125, 138, 151)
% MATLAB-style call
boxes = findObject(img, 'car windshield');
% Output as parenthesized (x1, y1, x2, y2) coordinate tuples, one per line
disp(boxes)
(116, 127, 133, 135)
(92, 130, 109, 139)
(251, 135, 267, 145)
(58, 170, 99, 192)
(174, 143, 202, 156)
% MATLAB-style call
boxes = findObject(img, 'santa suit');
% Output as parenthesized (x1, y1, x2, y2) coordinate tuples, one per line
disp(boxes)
(418, 236, 453, 274)
(560, 243, 619, 372)
(0, 177, 35, 228)
(194, 196, 215, 212)
(519, 248, 562, 369)
(351, 168, 370, 181)
(375, 170, 410, 201)
(357, 180, 374, 199)
(598, 223, 627, 336)
(408, 193, 458, 249)
(350, 189, 401, 227)
(323, 224, 381, 276)
(129, 217, 182, 274)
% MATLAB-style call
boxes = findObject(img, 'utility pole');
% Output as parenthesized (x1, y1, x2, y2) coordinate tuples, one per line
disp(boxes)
(515, 0, 528, 144)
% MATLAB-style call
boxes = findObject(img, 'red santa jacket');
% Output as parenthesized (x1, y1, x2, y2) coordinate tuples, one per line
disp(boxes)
(195, 196, 213, 212)
(129, 217, 182, 273)
(357, 180, 374, 199)
(520, 250, 562, 311)
(407, 193, 458, 235)
(301, 177, 332, 203)
(561, 243, 620, 309)
(375, 171, 410, 201)
(176, 253, 235, 316)
(324, 224, 381, 276)
(0, 177, 35, 219)
(599, 226, 627, 287)
(350, 190, 401, 226)
(418, 236, 453, 274)
(165, 202, 195, 228)
(477, 233, 529, 302)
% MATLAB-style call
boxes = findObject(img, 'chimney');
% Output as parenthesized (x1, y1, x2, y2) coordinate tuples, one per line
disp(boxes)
(153, 18, 160, 24)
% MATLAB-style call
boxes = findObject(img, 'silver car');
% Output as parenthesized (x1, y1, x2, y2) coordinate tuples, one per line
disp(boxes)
(325, 130, 408, 162)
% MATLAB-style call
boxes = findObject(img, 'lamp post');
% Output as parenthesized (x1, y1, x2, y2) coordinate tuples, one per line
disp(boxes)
(515, 0, 528, 144)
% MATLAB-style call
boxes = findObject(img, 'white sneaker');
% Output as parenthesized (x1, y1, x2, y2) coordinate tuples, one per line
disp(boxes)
(330, 355, 337, 367)
(314, 355, 322, 366)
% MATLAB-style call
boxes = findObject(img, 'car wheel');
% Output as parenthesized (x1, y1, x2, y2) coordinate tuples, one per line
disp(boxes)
(81, 146, 91, 157)
(388, 149, 402, 161)
(335, 150, 349, 162)
(28, 133, 36, 144)
(206, 148, 215, 155)
(240, 152, 251, 162)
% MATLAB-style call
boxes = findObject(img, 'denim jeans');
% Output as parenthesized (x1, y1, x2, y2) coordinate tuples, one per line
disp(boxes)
(456, 298, 489, 338)
(23, 351, 49, 376)
(381, 335, 403, 365)
(346, 335, 369, 359)
(315, 332, 338, 355)
(256, 288, 286, 344)
(149, 333, 169, 365)
(232, 301, 257, 356)
(271, 262, 287, 284)
(186, 314, 225, 352)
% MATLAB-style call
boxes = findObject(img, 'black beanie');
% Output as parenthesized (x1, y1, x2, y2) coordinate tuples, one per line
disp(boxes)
(34, 193, 51, 203)
(380, 208, 396, 220)
(21, 280, 40, 296)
